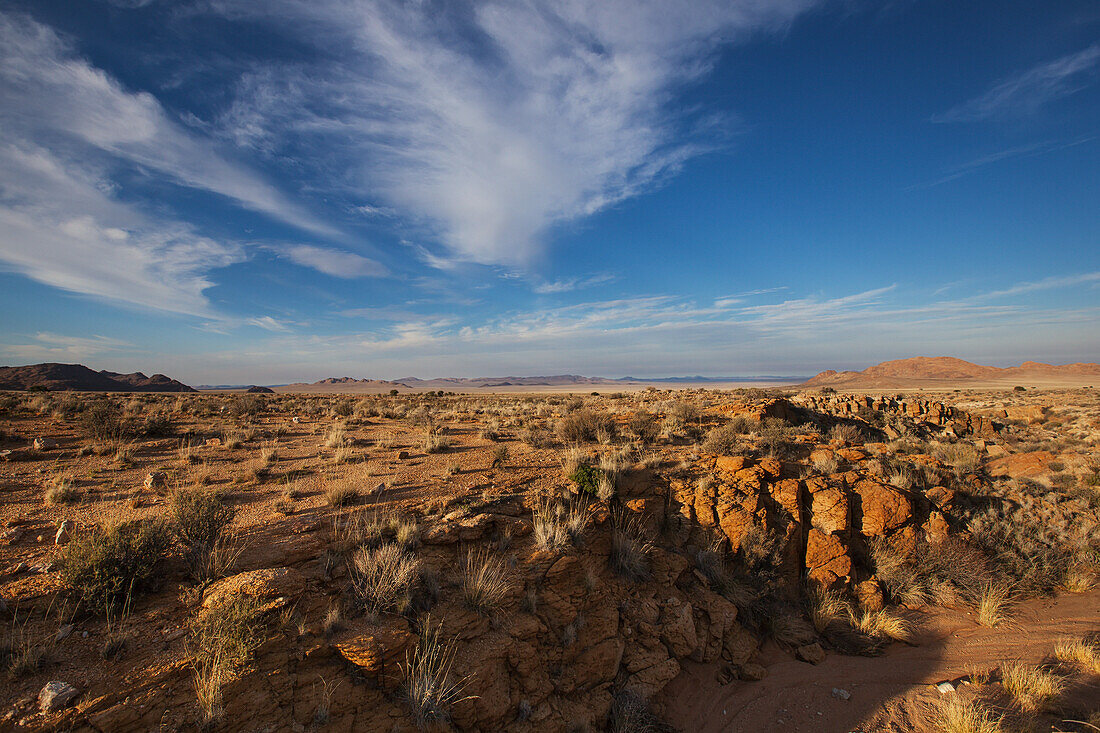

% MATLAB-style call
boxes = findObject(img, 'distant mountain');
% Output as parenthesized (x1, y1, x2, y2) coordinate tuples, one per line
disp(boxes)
(803, 357, 1100, 388)
(395, 375, 611, 389)
(0, 363, 196, 392)
(616, 375, 807, 383)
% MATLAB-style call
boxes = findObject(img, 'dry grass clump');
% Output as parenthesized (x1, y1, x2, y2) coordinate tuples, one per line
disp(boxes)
(349, 542, 421, 617)
(3, 614, 52, 680)
(532, 491, 590, 551)
(934, 442, 980, 478)
(1054, 636, 1100, 674)
(628, 411, 660, 445)
(609, 509, 652, 582)
(805, 587, 851, 634)
(402, 618, 471, 727)
(461, 548, 511, 615)
(828, 422, 863, 445)
(851, 608, 912, 643)
(934, 697, 1004, 733)
(870, 537, 988, 608)
(44, 474, 81, 505)
(811, 452, 840, 474)
(324, 424, 347, 449)
(421, 429, 451, 454)
(324, 478, 359, 507)
(975, 581, 1013, 627)
(607, 689, 672, 733)
(999, 662, 1064, 712)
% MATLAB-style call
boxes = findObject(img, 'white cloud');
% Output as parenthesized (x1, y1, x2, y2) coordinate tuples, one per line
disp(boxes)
(207, 0, 819, 266)
(0, 11, 335, 238)
(283, 244, 388, 279)
(0, 140, 243, 316)
(0, 332, 134, 362)
(246, 316, 291, 332)
(933, 44, 1100, 123)
(533, 273, 615, 294)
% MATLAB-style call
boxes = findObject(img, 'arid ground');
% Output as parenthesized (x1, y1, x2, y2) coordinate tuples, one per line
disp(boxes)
(1, 383, 1098, 732)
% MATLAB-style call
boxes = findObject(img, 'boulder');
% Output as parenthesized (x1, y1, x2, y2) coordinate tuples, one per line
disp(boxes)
(851, 479, 911, 536)
(202, 567, 305, 613)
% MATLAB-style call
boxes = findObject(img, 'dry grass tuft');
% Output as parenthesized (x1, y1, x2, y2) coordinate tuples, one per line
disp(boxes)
(1054, 636, 1100, 674)
(975, 582, 1013, 627)
(461, 548, 511, 616)
(999, 662, 1064, 712)
(349, 542, 420, 616)
(402, 617, 472, 727)
(935, 697, 1004, 733)
(852, 608, 912, 643)
(806, 587, 851, 634)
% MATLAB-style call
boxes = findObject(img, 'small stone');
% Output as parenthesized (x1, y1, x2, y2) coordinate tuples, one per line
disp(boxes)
(39, 681, 79, 713)
(397, 450, 410, 460)
(33, 438, 58, 451)
(55, 624, 74, 642)
(935, 682, 955, 694)
(54, 520, 74, 546)
(144, 472, 167, 491)
(831, 687, 851, 701)
(796, 642, 826, 665)
(739, 663, 767, 681)
(291, 416, 300, 424)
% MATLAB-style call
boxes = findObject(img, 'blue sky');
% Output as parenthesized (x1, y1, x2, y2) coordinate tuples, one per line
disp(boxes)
(0, 0, 1097, 384)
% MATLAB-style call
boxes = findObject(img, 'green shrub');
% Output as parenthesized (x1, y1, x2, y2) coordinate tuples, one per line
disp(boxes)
(60, 518, 171, 612)
(569, 463, 602, 495)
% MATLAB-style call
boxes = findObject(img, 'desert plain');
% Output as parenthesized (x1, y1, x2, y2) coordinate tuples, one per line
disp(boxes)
(0, 359, 1098, 733)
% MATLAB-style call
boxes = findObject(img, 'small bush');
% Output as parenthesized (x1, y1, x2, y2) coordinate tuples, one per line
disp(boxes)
(170, 488, 237, 582)
(569, 463, 602, 496)
(628, 411, 660, 445)
(60, 517, 171, 612)
(81, 401, 130, 442)
(557, 410, 616, 444)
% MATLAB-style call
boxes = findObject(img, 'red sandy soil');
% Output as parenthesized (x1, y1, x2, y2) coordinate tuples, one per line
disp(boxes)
(659, 590, 1100, 732)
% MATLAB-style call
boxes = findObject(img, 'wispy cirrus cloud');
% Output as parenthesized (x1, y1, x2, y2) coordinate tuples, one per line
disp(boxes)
(1, 332, 134, 362)
(933, 44, 1100, 123)
(0, 11, 335, 238)
(206, 0, 820, 267)
(0, 140, 243, 316)
(283, 245, 389, 279)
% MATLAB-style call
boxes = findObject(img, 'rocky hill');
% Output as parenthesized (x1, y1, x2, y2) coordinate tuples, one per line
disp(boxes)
(0, 363, 195, 392)
(804, 357, 1100, 388)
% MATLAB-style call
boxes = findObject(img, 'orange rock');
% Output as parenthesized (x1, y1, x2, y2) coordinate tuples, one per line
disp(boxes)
(851, 479, 911, 536)
(805, 529, 851, 588)
(985, 450, 1056, 479)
